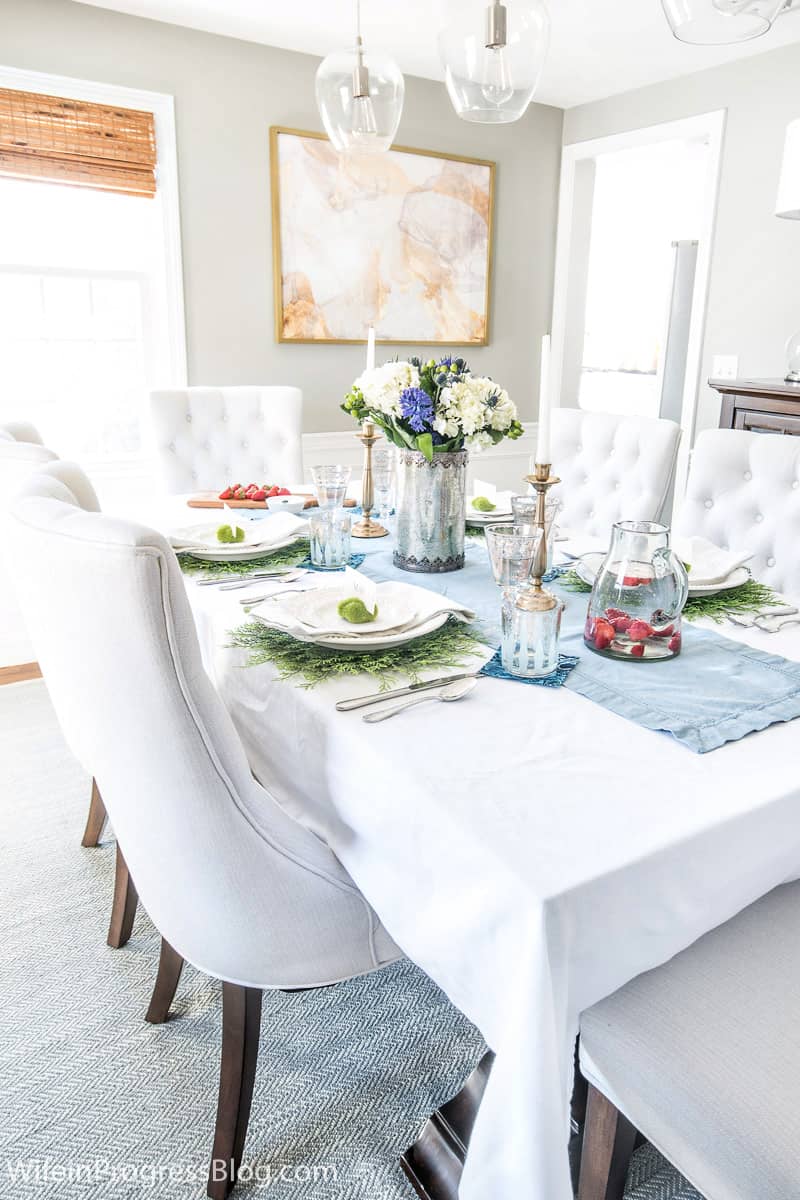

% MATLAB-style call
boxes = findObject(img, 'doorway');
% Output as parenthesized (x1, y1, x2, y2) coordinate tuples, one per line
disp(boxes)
(551, 111, 726, 505)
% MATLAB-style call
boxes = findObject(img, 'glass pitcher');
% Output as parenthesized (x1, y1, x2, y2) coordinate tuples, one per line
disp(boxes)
(584, 521, 689, 661)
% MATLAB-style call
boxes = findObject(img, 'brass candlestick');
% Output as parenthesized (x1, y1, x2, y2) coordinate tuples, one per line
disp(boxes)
(352, 422, 389, 539)
(517, 462, 560, 612)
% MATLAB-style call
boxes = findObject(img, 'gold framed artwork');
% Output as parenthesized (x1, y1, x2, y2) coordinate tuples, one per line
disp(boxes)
(269, 126, 495, 346)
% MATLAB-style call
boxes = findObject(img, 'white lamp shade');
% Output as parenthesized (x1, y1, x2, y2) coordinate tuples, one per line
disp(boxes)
(661, 0, 786, 44)
(315, 46, 404, 155)
(438, 0, 550, 125)
(777, 118, 800, 220)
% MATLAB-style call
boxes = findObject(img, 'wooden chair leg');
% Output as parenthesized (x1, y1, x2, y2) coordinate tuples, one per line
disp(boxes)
(145, 939, 185, 1024)
(106, 845, 138, 949)
(578, 1084, 637, 1200)
(207, 984, 263, 1200)
(81, 778, 107, 847)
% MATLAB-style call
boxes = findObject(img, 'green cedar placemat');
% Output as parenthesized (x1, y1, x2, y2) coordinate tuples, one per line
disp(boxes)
(556, 567, 782, 623)
(229, 617, 488, 690)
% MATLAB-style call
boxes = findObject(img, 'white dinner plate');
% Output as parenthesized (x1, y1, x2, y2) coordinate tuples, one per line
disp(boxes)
(465, 511, 513, 527)
(178, 535, 304, 562)
(574, 553, 752, 597)
(255, 609, 449, 652)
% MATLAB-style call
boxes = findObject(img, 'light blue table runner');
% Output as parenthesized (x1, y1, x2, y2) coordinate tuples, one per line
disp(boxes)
(357, 538, 800, 753)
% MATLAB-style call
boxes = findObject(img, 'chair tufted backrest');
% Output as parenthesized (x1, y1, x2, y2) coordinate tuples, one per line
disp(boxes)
(546, 409, 681, 543)
(675, 428, 800, 598)
(148, 386, 304, 494)
(9, 478, 398, 988)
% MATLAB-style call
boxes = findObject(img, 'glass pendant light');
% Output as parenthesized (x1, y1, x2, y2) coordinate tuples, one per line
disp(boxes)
(661, 0, 788, 45)
(438, 0, 550, 125)
(315, 0, 404, 154)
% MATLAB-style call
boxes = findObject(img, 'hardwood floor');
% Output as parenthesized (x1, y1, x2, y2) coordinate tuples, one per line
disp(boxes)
(0, 662, 41, 686)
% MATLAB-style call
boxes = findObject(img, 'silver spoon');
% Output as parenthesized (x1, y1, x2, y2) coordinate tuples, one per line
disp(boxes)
(362, 678, 477, 723)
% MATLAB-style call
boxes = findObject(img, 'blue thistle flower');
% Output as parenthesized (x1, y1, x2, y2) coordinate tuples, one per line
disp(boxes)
(399, 386, 435, 433)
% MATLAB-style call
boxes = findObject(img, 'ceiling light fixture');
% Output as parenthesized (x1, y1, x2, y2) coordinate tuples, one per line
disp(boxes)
(315, 0, 404, 154)
(438, 0, 550, 125)
(661, 0, 793, 45)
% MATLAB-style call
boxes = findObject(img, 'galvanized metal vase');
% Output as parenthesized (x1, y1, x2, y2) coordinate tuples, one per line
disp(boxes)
(393, 448, 467, 573)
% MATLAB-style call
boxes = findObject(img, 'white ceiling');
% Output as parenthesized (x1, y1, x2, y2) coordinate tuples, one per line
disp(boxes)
(73, 0, 800, 108)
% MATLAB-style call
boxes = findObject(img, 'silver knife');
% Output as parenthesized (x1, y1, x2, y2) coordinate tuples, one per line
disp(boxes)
(335, 672, 478, 712)
(194, 570, 294, 587)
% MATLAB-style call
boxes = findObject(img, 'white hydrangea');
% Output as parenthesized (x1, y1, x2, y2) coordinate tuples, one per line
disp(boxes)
(438, 376, 518, 441)
(353, 362, 420, 418)
(466, 430, 495, 452)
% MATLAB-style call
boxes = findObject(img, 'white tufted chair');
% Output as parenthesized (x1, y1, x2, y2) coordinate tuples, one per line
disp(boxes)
(149, 386, 304, 494)
(544, 409, 681, 543)
(9, 477, 401, 1198)
(675, 428, 800, 598)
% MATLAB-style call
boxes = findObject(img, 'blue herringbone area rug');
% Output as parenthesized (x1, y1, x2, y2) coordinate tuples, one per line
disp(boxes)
(0, 681, 703, 1199)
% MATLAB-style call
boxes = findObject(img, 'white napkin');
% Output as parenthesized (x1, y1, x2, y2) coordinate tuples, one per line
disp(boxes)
(672, 536, 753, 587)
(254, 580, 476, 641)
(470, 479, 513, 516)
(169, 511, 308, 552)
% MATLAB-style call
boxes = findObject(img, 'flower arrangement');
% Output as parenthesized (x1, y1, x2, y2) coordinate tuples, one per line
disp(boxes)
(342, 355, 523, 461)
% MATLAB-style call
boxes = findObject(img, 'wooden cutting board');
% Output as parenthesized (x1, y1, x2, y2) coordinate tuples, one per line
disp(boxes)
(186, 492, 357, 511)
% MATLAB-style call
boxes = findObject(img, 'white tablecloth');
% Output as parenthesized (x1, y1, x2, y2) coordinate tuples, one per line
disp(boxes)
(186, 546, 800, 1200)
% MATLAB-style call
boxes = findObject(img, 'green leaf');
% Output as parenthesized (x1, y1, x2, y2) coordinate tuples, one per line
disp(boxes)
(416, 432, 434, 462)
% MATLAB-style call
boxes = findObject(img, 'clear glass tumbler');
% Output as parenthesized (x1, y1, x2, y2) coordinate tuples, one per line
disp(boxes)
(501, 593, 565, 679)
(311, 464, 352, 510)
(510, 495, 561, 572)
(485, 524, 542, 594)
(309, 509, 352, 570)
(371, 445, 396, 521)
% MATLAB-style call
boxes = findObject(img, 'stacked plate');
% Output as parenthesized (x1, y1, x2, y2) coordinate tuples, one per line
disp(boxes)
(574, 535, 753, 598)
(251, 580, 476, 652)
(168, 511, 309, 562)
(465, 489, 514, 529)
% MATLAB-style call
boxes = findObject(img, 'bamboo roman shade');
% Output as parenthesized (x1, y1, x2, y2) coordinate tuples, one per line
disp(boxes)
(0, 88, 157, 198)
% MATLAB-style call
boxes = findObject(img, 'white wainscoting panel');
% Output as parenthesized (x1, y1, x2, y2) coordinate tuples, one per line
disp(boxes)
(302, 423, 537, 498)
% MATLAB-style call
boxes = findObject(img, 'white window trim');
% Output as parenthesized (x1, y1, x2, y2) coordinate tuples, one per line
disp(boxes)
(0, 63, 187, 389)
(550, 110, 727, 508)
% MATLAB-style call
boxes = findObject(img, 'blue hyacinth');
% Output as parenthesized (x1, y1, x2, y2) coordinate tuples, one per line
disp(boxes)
(399, 386, 434, 433)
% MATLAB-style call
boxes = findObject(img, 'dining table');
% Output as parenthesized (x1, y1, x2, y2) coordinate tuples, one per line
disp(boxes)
(173, 513, 800, 1200)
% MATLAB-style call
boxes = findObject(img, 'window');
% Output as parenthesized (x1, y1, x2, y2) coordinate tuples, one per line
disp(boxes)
(0, 71, 184, 507)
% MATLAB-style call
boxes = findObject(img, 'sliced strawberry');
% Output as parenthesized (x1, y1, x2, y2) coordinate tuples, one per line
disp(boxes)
(606, 607, 628, 620)
(629, 643, 645, 658)
(278, 487, 291, 496)
(611, 615, 632, 634)
(628, 619, 654, 641)
(593, 618, 615, 651)
(652, 624, 675, 639)
(234, 487, 247, 499)
(621, 575, 642, 586)
(251, 488, 266, 501)
(219, 487, 233, 500)
(268, 486, 280, 497)
(668, 632, 682, 654)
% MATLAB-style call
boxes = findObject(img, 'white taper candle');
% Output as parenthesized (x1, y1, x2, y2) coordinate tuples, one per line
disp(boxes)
(366, 325, 376, 372)
(536, 333, 551, 465)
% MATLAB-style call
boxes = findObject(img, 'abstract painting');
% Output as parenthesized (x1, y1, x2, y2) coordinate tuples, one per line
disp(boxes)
(270, 127, 494, 345)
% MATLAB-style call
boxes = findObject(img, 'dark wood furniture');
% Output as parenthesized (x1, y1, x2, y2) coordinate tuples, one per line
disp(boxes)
(712, 377, 800, 436)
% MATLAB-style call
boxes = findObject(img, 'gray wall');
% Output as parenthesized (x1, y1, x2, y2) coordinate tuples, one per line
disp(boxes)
(563, 43, 800, 436)
(4, 0, 563, 432)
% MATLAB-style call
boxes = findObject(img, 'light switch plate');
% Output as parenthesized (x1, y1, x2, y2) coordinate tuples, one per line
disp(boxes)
(712, 355, 739, 380)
